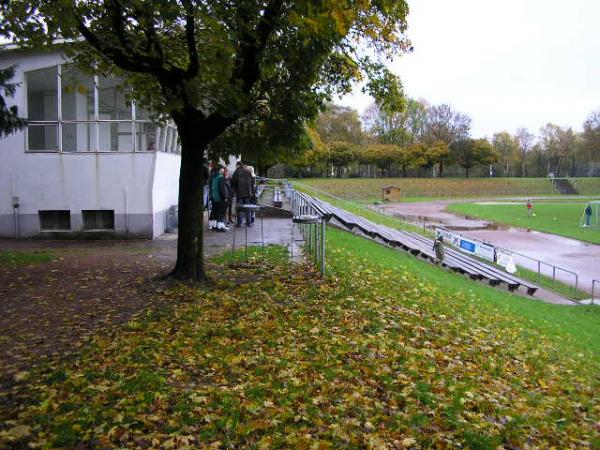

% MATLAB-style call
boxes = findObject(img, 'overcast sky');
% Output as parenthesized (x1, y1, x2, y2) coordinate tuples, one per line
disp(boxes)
(338, 0, 600, 139)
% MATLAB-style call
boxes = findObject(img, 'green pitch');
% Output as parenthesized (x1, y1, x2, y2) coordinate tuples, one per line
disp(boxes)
(447, 201, 600, 244)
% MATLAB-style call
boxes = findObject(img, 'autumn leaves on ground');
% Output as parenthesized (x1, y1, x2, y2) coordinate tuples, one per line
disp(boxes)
(1, 231, 600, 449)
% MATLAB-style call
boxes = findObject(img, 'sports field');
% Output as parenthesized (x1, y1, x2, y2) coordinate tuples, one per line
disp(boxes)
(447, 201, 600, 244)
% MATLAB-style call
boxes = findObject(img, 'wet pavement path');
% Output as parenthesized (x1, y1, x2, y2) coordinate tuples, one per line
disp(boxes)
(386, 199, 600, 294)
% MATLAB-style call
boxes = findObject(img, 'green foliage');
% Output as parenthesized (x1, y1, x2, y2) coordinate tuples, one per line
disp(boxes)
(327, 140, 358, 176)
(316, 104, 366, 145)
(0, 66, 27, 138)
(492, 131, 519, 176)
(364, 99, 424, 146)
(451, 138, 499, 177)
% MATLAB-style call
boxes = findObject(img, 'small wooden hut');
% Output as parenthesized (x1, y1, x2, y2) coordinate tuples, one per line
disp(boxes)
(382, 186, 401, 201)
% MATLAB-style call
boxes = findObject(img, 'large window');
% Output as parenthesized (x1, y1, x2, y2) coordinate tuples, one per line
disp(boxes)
(25, 64, 180, 154)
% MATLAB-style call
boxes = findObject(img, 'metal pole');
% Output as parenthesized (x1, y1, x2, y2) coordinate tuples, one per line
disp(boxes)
(552, 266, 556, 288)
(290, 224, 294, 260)
(244, 223, 248, 259)
(592, 282, 595, 305)
(537, 261, 541, 281)
(232, 222, 236, 256)
(321, 219, 326, 275)
(315, 218, 321, 263)
(260, 208, 264, 248)
(313, 221, 318, 263)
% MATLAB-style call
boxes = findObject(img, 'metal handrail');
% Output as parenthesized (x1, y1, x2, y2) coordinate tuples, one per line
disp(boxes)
(290, 188, 326, 275)
(435, 225, 580, 293)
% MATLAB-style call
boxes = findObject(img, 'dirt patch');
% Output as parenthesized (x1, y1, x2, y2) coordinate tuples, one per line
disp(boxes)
(0, 239, 177, 400)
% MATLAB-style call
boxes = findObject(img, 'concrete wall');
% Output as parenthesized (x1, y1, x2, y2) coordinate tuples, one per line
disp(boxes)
(0, 48, 181, 239)
(151, 152, 181, 238)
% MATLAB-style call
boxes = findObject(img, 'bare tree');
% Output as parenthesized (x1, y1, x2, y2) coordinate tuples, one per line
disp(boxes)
(515, 128, 534, 177)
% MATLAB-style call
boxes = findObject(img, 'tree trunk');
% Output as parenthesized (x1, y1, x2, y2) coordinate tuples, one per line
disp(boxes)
(465, 166, 470, 178)
(438, 161, 445, 178)
(171, 111, 232, 282)
(172, 123, 208, 281)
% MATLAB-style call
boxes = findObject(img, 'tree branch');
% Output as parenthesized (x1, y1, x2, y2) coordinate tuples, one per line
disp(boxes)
(235, 0, 284, 95)
(182, 0, 199, 79)
(73, 12, 163, 75)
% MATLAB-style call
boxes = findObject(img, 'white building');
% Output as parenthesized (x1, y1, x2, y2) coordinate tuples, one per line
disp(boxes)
(0, 46, 182, 238)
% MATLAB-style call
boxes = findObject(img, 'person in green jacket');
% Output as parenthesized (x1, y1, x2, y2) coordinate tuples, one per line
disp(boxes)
(210, 165, 229, 232)
(433, 236, 445, 264)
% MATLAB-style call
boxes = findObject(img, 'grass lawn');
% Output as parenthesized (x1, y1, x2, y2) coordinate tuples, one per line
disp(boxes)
(574, 177, 600, 196)
(2, 231, 599, 449)
(296, 178, 559, 201)
(447, 201, 600, 244)
(0, 250, 54, 267)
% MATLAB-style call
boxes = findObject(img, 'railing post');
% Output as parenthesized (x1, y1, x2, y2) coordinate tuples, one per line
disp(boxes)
(321, 218, 326, 275)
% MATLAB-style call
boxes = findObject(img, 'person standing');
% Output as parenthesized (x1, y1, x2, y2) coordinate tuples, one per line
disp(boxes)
(526, 199, 533, 216)
(433, 236, 445, 264)
(207, 164, 219, 230)
(224, 167, 234, 224)
(209, 165, 229, 232)
(584, 203, 593, 227)
(246, 165, 257, 224)
(231, 161, 254, 227)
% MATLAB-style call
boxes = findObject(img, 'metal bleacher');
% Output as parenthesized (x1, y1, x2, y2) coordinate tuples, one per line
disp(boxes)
(298, 192, 538, 296)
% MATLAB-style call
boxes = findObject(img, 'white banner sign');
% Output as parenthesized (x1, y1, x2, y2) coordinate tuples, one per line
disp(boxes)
(435, 228, 495, 262)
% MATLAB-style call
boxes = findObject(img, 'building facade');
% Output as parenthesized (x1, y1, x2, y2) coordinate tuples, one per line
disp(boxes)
(0, 47, 182, 238)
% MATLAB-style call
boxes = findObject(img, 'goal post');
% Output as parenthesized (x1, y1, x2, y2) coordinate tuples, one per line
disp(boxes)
(580, 201, 600, 228)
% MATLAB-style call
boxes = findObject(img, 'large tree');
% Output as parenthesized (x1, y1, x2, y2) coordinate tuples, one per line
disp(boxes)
(492, 131, 519, 177)
(582, 109, 600, 173)
(451, 138, 498, 178)
(3, 0, 410, 281)
(423, 103, 471, 177)
(515, 127, 534, 177)
(316, 104, 366, 146)
(539, 123, 575, 177)
(363, 98, 427, 147)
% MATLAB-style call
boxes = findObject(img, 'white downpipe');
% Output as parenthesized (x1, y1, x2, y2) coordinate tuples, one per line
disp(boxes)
(10, 174, 20, 238)
(123, 185, 129, 236)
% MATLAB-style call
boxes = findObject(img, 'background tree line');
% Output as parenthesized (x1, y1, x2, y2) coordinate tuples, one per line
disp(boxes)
(272, 101, 600, 179)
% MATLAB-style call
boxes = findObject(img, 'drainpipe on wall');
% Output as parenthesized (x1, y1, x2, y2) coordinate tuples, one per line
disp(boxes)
(12, 196, 20, 239)
(123, 185, 129, 238)
(10, 174, 20, 238)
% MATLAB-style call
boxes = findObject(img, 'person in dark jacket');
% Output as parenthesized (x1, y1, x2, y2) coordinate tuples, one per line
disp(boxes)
(584, 203, 593, 227)
(207, 164, 219, 230)
(209, 165, 229, 232)
(224, 167, 234, 224)
(231, 161, 255, 227)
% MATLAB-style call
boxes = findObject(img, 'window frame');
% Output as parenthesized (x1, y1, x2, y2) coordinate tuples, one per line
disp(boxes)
(25, 63, 176, 154)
